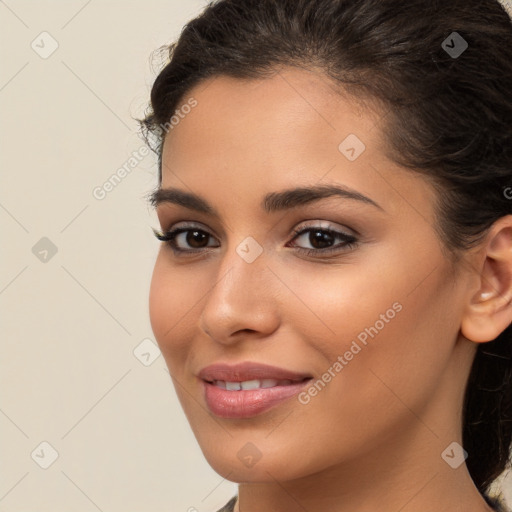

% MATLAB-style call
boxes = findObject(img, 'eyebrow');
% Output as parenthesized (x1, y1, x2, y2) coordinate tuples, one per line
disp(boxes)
(148, 184, 384, 215)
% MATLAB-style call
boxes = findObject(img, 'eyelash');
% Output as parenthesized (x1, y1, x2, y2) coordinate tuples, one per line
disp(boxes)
(152, 223, 358, 258)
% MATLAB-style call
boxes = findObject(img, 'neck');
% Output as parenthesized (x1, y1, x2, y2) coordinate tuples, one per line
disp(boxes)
(234, 370, 493, 512)
(232, 339, 495, 512)
(234, 447, 494, 512)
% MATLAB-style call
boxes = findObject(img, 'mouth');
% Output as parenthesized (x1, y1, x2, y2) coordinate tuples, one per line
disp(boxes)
(198, 362, 313, 419)
(198, 361, 312, 383)
(201, 378, 313, 419)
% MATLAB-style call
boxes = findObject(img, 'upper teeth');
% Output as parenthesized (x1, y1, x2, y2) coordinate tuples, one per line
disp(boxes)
(214, 379, 294, 390)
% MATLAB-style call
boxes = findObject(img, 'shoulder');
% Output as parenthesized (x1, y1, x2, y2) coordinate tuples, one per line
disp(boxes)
(214, 495, 237, 512)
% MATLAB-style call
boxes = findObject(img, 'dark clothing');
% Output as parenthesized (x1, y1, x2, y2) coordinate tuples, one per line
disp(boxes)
(215, 493, 511, 512)
(485, 493, 511, 512)
(215, 495, 237, 512)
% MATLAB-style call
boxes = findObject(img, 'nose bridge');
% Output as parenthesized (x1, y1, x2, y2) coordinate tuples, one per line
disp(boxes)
(199, 233, 279, 340)
(208, 234, 269, 308)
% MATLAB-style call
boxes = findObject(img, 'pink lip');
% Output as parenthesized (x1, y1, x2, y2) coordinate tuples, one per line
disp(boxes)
(198, 362, 313, 419)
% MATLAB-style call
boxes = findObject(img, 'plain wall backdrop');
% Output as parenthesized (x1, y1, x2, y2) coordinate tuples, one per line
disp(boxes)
(1, 1, 511, 511)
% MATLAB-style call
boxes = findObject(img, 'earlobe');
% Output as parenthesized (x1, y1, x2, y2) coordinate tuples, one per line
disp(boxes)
(460, 216, 512, 343)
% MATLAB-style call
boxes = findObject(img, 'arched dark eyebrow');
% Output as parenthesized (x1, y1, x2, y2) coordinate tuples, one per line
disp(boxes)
(148, 184, 385, 215)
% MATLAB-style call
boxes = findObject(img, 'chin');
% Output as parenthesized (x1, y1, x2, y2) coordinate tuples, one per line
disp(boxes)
(200, 444, 302, 483)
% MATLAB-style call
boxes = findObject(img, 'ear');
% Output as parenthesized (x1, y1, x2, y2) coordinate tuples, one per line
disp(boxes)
(460, 215, 512, 343)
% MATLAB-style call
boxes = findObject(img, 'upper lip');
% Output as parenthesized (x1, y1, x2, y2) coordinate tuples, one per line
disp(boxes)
(198, 362, 312, 382)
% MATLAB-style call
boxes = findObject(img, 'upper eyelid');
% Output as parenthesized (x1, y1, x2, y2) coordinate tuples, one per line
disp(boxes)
(164, 221, 220, 238)
(163, 219, 352, 233)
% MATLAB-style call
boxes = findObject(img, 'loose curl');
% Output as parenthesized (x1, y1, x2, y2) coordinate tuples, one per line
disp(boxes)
(140, 0, 512, 504)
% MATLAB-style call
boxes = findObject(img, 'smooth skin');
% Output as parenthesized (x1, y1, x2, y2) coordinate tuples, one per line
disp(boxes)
(149, 66, 512, 512)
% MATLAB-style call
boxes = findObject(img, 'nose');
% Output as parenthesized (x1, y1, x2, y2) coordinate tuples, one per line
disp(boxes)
(199, 241, 281, 345)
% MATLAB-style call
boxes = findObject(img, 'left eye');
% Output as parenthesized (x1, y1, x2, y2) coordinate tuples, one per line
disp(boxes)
(288, 226, 358, 254)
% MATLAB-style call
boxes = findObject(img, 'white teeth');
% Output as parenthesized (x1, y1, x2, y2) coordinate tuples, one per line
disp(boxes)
(240, 379, 261, 390)
(261, 379, 279, 388)
(212, 378, 298, 390)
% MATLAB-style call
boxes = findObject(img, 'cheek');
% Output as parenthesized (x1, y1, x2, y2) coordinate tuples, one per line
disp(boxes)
(148, 254, 199, 364)
(273, 254, 406, 359)
(339, 288, 453, 419)
(278, 248, 455, 410)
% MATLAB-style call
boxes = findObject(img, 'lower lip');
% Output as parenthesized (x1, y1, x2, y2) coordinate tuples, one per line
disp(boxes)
(203, 379, 312, 419)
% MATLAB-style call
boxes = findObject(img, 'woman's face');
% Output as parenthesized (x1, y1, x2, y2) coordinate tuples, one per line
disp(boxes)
(149, 67, 476, 482)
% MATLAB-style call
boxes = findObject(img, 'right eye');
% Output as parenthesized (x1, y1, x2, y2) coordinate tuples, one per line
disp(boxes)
(152, 225, 220, 255)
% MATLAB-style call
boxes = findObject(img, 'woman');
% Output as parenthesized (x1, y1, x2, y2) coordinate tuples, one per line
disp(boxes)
(141, 0, 512, 510)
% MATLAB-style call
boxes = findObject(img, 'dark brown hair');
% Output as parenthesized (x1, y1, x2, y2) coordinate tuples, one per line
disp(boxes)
(141, 0, 512, 502)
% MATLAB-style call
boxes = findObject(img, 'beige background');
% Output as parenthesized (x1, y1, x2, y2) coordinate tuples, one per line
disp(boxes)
(1, 1, 511, 511)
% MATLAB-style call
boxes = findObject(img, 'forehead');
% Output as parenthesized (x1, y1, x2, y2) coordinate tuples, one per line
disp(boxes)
(162, 66, 379, 159)
(159, 67, 438, 224)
